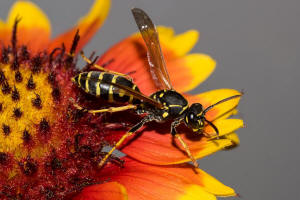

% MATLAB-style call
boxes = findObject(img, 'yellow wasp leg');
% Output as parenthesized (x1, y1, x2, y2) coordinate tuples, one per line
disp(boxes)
(99, 115, 154, 168)
(98, 130, 134, 168)
(72, 102, 137, 115)
(174, 134, 199, 168)
(80, 51, 132, 80)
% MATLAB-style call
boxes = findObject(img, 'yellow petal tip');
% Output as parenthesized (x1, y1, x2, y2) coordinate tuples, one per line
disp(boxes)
(7, 1, 51, 32)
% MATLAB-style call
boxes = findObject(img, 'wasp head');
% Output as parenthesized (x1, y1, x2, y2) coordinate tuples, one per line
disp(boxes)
(184, 103, 220, 136)
(184, 103, 205, 133)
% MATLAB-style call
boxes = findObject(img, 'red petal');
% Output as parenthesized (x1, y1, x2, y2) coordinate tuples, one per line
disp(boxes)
(118, 120, 240, 165)
(99, 157, 235, 200)
(98, 27, 214, 95)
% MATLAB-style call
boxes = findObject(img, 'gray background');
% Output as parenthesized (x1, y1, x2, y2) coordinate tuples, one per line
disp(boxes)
(1, 0, 299, 199)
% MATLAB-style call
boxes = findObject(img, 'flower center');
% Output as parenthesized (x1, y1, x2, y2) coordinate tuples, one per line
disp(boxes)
(0, 24, 123, 199)
(0, 59, 56, 159)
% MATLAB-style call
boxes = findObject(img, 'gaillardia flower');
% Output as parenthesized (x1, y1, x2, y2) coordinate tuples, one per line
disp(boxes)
(0, 1, 243, 200)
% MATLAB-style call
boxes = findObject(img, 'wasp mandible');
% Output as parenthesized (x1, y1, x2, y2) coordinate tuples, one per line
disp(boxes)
(72, 8, 242, 168)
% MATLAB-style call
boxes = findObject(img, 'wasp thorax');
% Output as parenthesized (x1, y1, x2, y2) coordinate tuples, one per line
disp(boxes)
(184, 103, 205, 132)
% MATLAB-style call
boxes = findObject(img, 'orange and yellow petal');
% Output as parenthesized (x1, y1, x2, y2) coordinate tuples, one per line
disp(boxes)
(185, 89, 242, 121)
(98, 157, 235, 200)
(74, 182, 128, 200)
(225, 132, 240, 145)
(49, 0, 110, 53)
(156, 27, 216, 93)
(167, 53, 216, 93)
(204, 119, 244, 137)
(98, 26, 215, 95)
(0, 1, 51, 53)
(119, 118, 242, 165)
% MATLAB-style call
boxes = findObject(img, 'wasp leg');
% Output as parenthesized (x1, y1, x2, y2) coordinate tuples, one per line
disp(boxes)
(72, 103, 137, 115)
(171, 120, 199, 168)
(98, 115, 154, 168)
(80, 51, 132, 80)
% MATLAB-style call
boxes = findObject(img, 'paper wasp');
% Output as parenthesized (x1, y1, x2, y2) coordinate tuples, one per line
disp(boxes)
(72, 8, 242, 168)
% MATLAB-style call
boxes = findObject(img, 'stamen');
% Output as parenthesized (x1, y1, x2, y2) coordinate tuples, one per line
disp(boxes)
(32, 94, 42, 109)
(2, 124, 11, 136)
(0, 70, 6, 84)
(11, 17, 21, 71)
(2, 80, 11, 94)
(22, 129, 31, 143)
(11, 56, 19, 70)
(19, 157, 37, 176)
(39, 118, 50, 134)
(27, 74, 36, 90)
(21, 45, 30, 60)
(51, 87, 61, 102)
(31, 55, 42, 74)
(49, 47, 61, 64)
(47, 71, 56, 85)
(15, 71, 23, 82)
(11, 86, 20, 101)
(1, 47, 10, 64)
(58, 44, 66, 65)
(50, 157, 62, 170)
(13, 108, 23, 119)
(0, 152, 8, 165)
(11, 17, 21, 56)
(70, 30, 80, 56)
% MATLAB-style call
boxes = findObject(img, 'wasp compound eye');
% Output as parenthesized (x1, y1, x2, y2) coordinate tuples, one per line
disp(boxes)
(189, 103, 203, 114)
(184, 103, 205, 131)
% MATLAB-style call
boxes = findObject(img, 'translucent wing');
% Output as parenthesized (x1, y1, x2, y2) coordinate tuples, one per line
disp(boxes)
(109, 81, 163, 108)
(132, 8, 173, 90)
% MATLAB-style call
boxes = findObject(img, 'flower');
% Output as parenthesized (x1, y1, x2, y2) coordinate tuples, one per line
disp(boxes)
(0, 1, 243, 200)
(0, 0, 122, 199)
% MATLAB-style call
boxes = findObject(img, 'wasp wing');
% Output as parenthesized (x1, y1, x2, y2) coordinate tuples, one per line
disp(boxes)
(110, 82, 163, 108)
(132, 8, 173, 90)
(83, 74, 163, 108)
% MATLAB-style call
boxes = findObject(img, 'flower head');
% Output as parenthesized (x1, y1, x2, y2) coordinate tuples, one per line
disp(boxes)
(0, 1, 119, 199)
(0, 1, 243, 200)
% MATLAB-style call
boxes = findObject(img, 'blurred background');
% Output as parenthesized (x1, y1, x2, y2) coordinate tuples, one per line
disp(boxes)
(1, 0, 299, 199)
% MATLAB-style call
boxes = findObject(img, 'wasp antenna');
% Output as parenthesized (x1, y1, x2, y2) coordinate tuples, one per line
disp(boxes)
(203, 92, 243, 115)
(203, 118, 219, 137)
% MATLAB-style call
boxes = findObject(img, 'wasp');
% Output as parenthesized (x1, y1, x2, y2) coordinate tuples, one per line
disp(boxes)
(72, 8, 242, 168)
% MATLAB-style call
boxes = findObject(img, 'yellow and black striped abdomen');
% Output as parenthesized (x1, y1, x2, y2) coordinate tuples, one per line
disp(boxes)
(72, 71, 141, 104)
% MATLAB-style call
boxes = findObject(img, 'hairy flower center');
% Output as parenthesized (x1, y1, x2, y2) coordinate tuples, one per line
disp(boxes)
(0, 62, 56, 159)
(0, 24, 121, 199)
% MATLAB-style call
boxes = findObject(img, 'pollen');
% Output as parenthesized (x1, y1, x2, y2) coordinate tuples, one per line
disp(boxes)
(0, 51, 56, 159)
